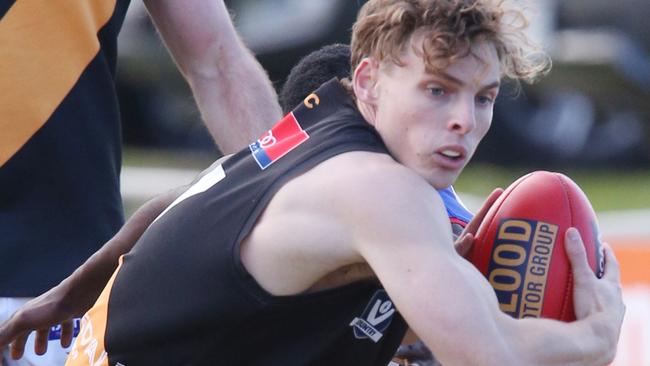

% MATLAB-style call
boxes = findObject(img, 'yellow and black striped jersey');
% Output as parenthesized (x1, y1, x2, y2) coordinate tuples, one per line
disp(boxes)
(0, 0, 130, 295)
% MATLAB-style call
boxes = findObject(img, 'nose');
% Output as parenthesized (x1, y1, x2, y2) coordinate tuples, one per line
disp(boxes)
(447, 98, 476, 134)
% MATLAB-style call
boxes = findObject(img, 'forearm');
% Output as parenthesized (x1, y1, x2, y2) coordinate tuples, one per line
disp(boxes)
(187, 41, 281, 154)
(506, 316, 614, 366)
(377, 248, 615, 366)
(144, 0, 281, 154)
(414, 298, 612, 366)
(422, 284, 615, 366)
(425, 286, 617, 366)
(58, 189, 182, 314)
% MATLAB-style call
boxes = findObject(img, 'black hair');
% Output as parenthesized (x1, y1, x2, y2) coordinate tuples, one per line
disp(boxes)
(279, 43, 351, 113)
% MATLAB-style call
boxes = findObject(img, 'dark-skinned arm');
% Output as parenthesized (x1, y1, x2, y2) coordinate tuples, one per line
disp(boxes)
(0, 157, 230, 360)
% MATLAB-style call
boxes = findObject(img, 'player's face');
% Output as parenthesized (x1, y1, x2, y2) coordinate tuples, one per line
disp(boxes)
(370, 38, 500, 189)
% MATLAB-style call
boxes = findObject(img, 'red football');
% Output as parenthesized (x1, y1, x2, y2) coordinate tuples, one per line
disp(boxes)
(468, 171, 604, 321)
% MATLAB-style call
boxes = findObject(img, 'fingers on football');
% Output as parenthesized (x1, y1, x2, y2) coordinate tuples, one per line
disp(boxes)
(601, 242, 621, 283)
(564, 227, 594, 285)
(486, 187, 504, 205)
(465, 188, 503, 235)
(455, 233, 473, 257)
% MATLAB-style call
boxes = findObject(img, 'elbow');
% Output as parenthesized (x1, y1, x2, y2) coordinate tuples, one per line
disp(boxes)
(184, 38, 254, 85)
(183, 56, 227, 86)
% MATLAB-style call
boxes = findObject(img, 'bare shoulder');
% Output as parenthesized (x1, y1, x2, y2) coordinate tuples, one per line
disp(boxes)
(291, 151, 437, 208)
(307, 151, 452, 244)
(240, 151, 451, 295)
(259, 151, 429, 239)
(277, 151, 460, 280)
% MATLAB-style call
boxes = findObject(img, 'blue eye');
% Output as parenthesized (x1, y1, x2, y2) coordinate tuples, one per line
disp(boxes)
(476, 95, 494, 105)
(429, 87, 445, 97)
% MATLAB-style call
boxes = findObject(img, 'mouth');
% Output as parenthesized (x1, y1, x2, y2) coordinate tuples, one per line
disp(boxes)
(439, 149, 462, 159)
(433, 145, 467, 169)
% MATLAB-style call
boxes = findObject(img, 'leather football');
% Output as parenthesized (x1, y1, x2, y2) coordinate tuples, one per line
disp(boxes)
(468, 171, 604, 321)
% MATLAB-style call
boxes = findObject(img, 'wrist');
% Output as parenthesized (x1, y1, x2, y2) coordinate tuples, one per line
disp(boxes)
(585, 315, 618, 364)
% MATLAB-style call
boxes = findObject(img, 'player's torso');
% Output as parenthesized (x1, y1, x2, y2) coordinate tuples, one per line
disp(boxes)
(69, 79, 408, 366)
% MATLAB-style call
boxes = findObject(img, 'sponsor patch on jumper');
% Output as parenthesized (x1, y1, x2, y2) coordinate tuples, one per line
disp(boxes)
(350, 290, 396, 343)
(249, 112, 309, 169)
(48, 318, 81, 341)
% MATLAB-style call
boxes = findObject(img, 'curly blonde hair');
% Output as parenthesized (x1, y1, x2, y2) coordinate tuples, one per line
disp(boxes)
(351, 0, 550, 84)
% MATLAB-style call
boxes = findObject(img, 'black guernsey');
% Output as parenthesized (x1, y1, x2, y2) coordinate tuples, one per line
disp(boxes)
(71, 79, 408, 366)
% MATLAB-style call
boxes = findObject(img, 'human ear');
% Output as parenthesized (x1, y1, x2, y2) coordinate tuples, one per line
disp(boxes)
(352, 58, 379, 104)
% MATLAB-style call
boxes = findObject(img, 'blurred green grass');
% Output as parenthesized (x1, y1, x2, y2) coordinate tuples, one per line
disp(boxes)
(455, 164, 650, 212)
(123, 148, 650, 212)
(123, 147, 217, 170)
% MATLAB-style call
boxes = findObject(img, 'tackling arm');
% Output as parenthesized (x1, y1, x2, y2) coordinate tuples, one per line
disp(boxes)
(0, 187, 183, 360)
(0, 156, 232, 360)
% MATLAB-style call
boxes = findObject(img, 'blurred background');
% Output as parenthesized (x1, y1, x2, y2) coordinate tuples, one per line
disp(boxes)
(116, 1, 649, 364)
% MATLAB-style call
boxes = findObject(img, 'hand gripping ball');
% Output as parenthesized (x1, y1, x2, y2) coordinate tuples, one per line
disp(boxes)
(468, 171, 605, 321)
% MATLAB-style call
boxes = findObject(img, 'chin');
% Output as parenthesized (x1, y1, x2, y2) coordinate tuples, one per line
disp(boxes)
(427, 177, 454, 190)
(428, 170, 459, 189)
(410, 163, 460, 189)
(430, 180, 453, 190)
